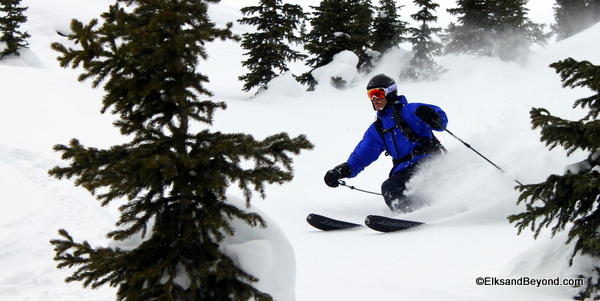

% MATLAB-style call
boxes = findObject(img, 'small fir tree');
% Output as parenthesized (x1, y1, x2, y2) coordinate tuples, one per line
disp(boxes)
(508, 58, 600, 300)
(370, 0, 408, 55)
(48, 0, 313, 300)
(552, 0, 600, 41)
(400, 0, 445, 81)
(238, 0, 307, 92)
(300, 0, 373, 89)
(0, 0, 30, 59)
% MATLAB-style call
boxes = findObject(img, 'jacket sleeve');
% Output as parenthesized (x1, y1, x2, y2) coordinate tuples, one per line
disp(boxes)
(405, 103, 448, 134)
(345, 123, 386, 178)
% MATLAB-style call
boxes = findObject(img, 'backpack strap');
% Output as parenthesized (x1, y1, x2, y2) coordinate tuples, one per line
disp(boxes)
(374, 103, 446, 163)
(374, 118, 390, 157)
(392, 104, 424, 143)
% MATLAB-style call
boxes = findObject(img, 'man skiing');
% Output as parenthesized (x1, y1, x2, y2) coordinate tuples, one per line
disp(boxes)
(324, 74, 448, 213)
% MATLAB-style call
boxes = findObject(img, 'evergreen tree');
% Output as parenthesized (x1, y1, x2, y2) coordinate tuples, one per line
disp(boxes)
(494, 0, 550, 61)
(0, 0, 30, 59)
(508, 58, 600, 300)
(48, 0, 313, 300)
(238, 0, 307, 92)
(370, 0, 408, 55)
(444, 0, 495, 57)
(300, 0, 373, 89)
(553, 0, 600, 41)
(400, 0, 445, 81)
(444, 0, 550, 62)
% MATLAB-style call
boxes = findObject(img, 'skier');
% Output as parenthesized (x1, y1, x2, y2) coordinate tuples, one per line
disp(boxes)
(324, 74, 448, 212)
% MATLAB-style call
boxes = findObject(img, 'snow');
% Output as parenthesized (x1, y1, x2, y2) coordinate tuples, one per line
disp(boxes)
(311, 50, 360, 90)
(253, 72, 304, 102)
(564, 160, 592, 174)
(1, 0, 599, 300)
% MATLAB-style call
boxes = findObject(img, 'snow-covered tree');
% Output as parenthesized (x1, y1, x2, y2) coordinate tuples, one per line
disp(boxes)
(444, 0, 550, 62)
(0, 0, 30, 59)
(48, 0, 313, 300)
(552, 0, 600, 41)
(238, 0, 306, 92)
(400, 0, 445, 82)
(509, 58, 600, 300)
(300, 0, 373, 89)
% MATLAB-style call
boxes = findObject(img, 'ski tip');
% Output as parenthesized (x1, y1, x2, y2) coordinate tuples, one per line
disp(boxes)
(364, 215, 424, 232)
(306, 213, 321, 220)
(307, 213, 361, 231)
(365, 215, 424, 225)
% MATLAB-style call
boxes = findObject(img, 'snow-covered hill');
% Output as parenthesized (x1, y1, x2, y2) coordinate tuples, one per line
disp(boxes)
(1, 0, 599, 300)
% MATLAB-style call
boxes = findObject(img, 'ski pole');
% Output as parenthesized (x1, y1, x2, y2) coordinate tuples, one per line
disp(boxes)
(338, 180, 382, 196)
(437, 123, 524, 186)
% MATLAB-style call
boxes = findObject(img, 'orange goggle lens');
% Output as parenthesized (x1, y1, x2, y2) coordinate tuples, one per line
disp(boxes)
(367, 88, 386, 100)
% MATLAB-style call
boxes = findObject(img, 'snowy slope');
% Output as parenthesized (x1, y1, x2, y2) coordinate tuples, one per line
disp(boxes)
(1, 0, 599, 300)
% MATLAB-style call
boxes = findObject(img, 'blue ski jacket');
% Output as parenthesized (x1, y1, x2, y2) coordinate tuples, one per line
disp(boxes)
(346, 95, 447, 178)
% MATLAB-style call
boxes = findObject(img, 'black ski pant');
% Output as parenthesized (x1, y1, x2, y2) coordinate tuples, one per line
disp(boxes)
(381, 161, 422, 212)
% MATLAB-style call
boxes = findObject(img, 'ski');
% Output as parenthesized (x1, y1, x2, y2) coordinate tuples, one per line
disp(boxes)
(306, 213, 362, 231)
(364, 215, 424, 232)
(307, 213, 424, 232)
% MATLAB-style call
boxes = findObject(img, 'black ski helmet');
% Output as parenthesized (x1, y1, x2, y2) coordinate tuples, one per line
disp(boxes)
(366, 74, 397, 110)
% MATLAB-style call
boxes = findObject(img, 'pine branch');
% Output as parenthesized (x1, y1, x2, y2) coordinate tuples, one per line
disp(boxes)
(530, 108, 599, 155)
(551, 58, 600, 120)
(50, 229, 125, 288)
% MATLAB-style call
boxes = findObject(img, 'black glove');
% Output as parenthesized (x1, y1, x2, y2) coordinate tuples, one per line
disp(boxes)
(415, 105, 443, 129)
(324, 163, 352, 187)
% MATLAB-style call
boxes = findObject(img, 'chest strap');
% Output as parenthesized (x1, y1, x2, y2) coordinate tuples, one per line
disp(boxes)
(374, 103, 446, 164)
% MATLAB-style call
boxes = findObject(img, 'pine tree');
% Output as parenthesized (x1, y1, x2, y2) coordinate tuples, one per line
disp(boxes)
(0, 0, 30, 59)
(370, 0, 408, 55)
(444, 0, 495, 57)
(400, 0, 445, 81)
(494, 0, 550, 61)
(48, 0, 313, 300)
(238, 0, 307, 92)
(553, 0, 600, 41)
(508, 58, 600, 300)
(300, 0, 373, 89)
(444, 0, 550, 62)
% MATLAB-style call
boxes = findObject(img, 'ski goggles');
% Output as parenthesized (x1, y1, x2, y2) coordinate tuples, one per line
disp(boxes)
(367, 84, 397, 100)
